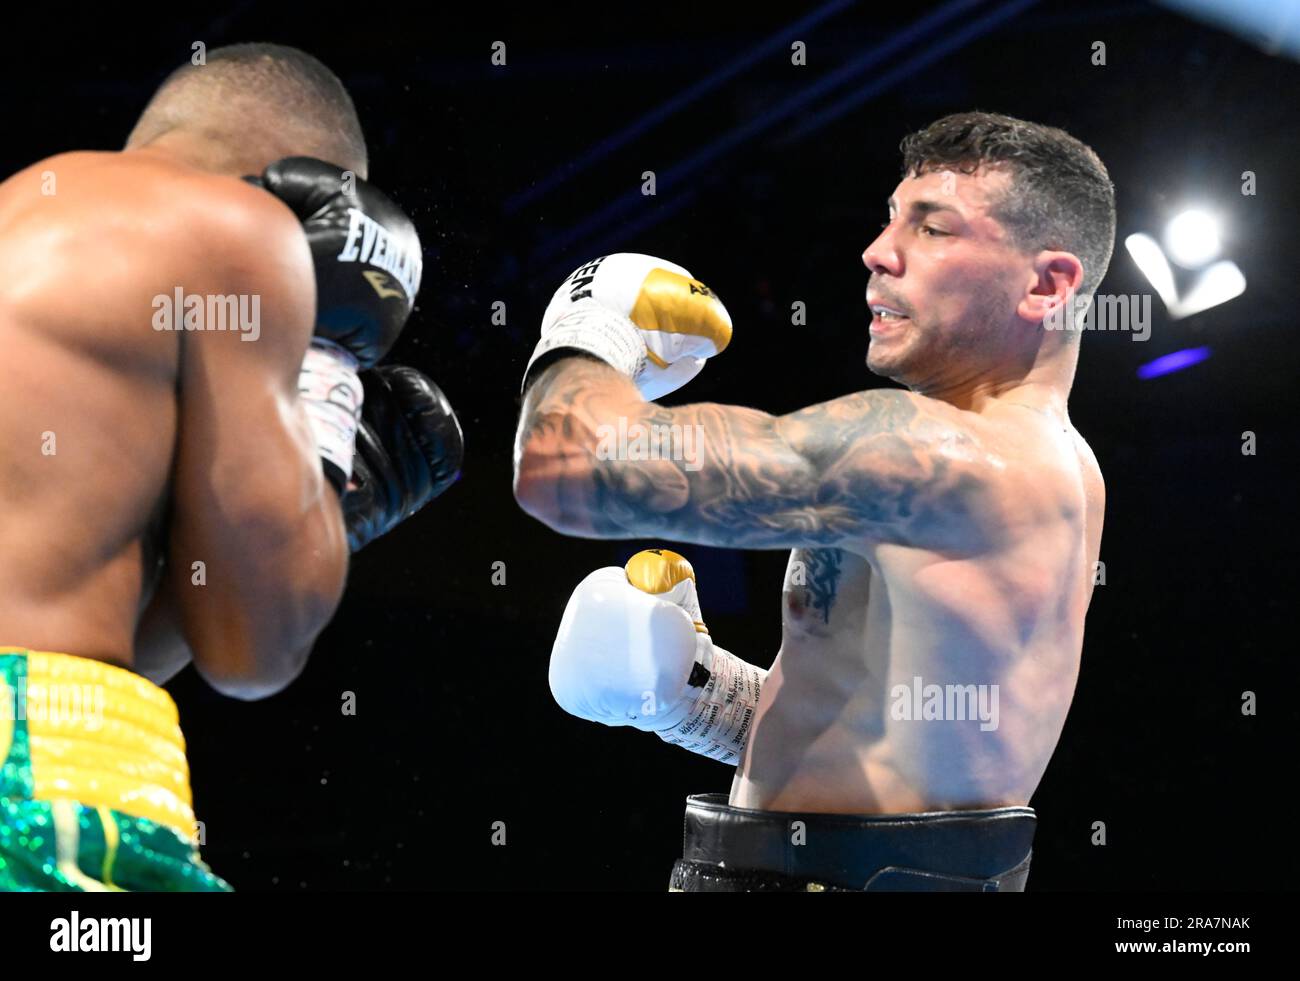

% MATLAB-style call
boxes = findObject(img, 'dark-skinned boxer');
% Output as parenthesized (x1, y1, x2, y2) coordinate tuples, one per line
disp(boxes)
(0, 44, 461, 891)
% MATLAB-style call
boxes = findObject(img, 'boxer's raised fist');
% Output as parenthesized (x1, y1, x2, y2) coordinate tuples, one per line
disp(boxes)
(523, 254, 732, 401)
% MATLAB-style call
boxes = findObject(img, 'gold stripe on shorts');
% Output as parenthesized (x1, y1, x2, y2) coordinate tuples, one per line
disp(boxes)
(12, 649, 195, 835)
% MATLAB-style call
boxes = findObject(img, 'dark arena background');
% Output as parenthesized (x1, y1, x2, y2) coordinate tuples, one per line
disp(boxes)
(2, 0, 1296, 920)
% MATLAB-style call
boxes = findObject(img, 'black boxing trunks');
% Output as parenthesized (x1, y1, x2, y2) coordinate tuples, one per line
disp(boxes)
(668, 793, 1035, 892)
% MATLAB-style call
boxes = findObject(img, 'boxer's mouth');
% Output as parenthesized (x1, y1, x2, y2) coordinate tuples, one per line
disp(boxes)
(869, 302, 909, 334)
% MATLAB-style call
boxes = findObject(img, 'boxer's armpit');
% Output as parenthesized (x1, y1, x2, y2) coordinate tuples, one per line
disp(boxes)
(519, 369, 1001, 549)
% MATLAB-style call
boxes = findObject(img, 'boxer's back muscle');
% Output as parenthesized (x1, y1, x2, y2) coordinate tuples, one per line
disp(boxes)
(733, 404, 1104, 813)
(0, 152, 232, 665)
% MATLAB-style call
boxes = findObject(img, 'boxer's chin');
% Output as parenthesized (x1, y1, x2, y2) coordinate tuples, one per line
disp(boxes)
(866, 337, 912, 382)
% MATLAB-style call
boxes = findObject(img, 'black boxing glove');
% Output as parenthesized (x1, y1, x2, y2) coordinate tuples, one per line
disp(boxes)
(246, 158, 424, 495)
(247, 157, 422, 366)
(344, 365, 464, 552)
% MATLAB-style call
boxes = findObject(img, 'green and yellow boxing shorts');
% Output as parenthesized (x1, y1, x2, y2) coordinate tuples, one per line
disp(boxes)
(0, 647, 230, 891)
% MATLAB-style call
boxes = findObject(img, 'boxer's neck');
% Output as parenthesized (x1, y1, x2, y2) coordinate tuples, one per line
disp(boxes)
(129, 129, 276, 179)
(129, 128, 367, 182)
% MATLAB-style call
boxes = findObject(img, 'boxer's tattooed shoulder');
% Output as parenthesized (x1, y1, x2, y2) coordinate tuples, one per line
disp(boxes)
(518, 359, 992, 550)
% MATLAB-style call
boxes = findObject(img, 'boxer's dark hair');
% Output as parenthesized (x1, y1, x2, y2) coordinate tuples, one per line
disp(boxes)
(901, 111, 1115, 332)
(128, 43, 366, 175)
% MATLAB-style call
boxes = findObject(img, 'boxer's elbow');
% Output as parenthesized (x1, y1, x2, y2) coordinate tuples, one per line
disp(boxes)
(189, 595, 331, 701)
(513, 457, 563, 531)
(513, 421, 593, 533)
(195, 647, 309, 701)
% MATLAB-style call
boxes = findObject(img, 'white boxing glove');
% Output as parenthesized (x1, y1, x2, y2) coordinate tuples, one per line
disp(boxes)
(523, 253, 732, 401)
(548, 548, 766, 765)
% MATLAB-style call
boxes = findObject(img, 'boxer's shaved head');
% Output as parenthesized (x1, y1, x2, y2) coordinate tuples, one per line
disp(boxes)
(127, 43, 367, 178)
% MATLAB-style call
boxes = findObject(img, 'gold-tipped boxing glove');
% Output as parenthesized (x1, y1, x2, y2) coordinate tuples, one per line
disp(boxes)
(547, 548, 767, 764)
(522, 254, 732, 401)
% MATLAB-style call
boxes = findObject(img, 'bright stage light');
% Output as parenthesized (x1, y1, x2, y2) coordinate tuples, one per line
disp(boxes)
(1137, 346, 1212, 379)
(1164, 209, 1221, 268)
(1126, 224, 1245, 320)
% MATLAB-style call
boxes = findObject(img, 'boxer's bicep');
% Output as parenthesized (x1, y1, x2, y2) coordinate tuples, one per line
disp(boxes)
(778, 390, 992, 548)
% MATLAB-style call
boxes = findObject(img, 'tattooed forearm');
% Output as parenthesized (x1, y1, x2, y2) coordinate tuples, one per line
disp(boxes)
(588, 399, 849, 547)
(515, 356, 975, 550)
